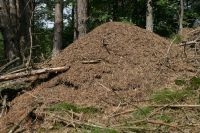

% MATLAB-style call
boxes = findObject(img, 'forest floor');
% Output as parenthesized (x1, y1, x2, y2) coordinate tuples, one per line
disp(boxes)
(1, 22, 200, 133)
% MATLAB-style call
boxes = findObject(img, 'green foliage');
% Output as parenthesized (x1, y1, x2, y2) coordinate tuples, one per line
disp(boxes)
(155, 114, 172, 123)
(174, 79, 186, 86)
(152, 88, 192, 104)
(48, 102, 100, 114)
(189, 77, 200, 90)
(133, 107, 153, 119)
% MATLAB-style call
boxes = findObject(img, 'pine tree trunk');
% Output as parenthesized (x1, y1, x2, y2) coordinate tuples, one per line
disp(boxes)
(146, 0, 153, 32)
(52, 0, 63, 57)
(77, 0, 88, 38)
(73, 1, 78, 41)
(179, 0, 184, 35)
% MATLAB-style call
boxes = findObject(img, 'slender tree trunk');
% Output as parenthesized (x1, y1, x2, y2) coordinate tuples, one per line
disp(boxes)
(76, 0, 88, 38)
(179, 0, 184, 35)
(52, 0, 63, 57)
(73, 1, 78, 41)
(146, 0, 153, 32)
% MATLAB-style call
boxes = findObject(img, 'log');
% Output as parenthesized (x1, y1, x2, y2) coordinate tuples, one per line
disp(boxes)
(0, 66, 70, 82)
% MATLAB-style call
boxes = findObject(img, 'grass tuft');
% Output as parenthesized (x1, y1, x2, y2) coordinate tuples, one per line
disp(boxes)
(152, 88, 192, 104)
(133, 106, 153, 119)
(48, 102, 100, 114)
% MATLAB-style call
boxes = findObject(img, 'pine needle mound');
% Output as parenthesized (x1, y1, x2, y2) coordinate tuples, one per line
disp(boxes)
(0, 22, 196, 132)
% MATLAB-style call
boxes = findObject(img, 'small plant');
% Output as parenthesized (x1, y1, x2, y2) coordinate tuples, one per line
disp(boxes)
(189, 77, 200, 90)
(151, 88, 192, 104)
(133, 106, 153, 119)
(175, 79, 186, 86)
(48, 102, 100, 114)
(155, 114, 172, 123)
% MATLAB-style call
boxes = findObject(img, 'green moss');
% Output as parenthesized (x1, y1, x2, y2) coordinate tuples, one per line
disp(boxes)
(48, 102, 100, 114)
(152, 88, 192, 104)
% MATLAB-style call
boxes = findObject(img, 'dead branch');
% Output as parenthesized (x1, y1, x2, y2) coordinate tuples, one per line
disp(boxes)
(81, 59, 101, 64)
(0, 57, 20, 73)
(0, 66, 70, 82)
(180, 36, 200, 46)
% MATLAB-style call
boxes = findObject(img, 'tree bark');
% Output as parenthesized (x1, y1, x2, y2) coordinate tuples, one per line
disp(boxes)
(73, 1, 78, 40)
(76, 0, 88, 38)
(52, 0, 63, 57)
(146, 0, 153, 32)
(179, 0, 184, 35)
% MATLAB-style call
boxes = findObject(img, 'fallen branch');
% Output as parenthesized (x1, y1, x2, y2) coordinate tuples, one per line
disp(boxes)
(180, 36, 200, 46)
(0, 66, 70, 82)
(150, 104, 200, 108)
(0, 57, 20, 73)
(81, 59, 101, 64)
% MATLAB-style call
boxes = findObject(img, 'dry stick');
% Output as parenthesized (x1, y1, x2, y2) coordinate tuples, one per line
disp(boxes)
(0, 66, 70, 82)
(0, 57, 20, 73)
(150, 104, 200, 108)
(166, 36, 177, 58)
(0, 95, 7, 118)
(81, 59, 101, 64)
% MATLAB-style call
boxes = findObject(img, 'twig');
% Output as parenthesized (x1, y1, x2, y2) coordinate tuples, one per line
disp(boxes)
(81, 59, 101, 64)
(165, 36, 177, 58)
(150, 104, 200, 108)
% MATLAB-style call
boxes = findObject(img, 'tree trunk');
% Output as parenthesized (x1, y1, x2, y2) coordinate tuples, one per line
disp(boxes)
(0, 0, 19, 60)
(179, 0, 184, 35)
(52, 0, 63, 57)
(0, 0, 31, 63)
(146, 0, 153, 32)
(73, 1, 78, 41)
(76, 0, 88, 38)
